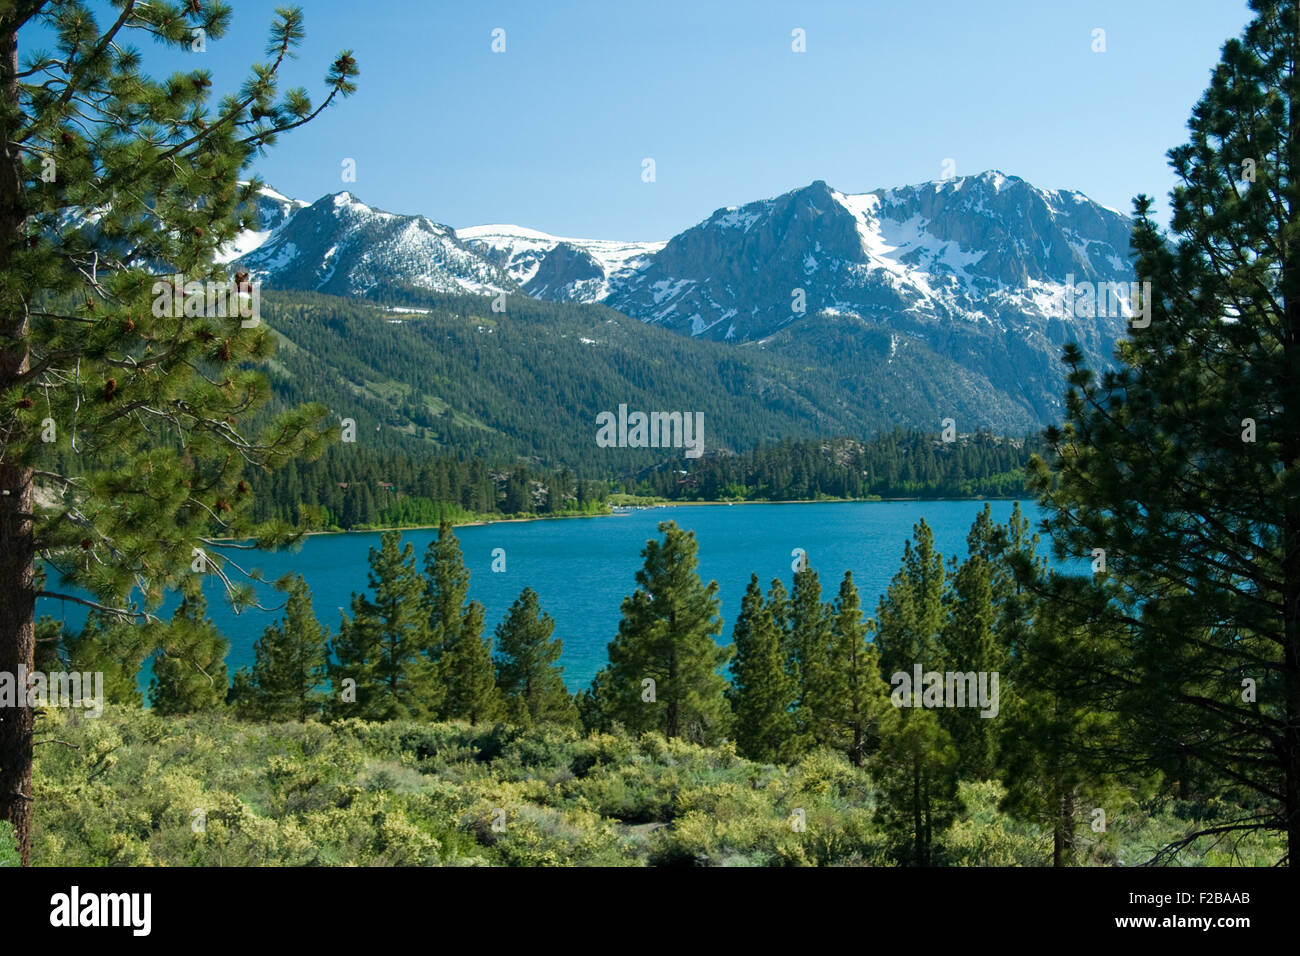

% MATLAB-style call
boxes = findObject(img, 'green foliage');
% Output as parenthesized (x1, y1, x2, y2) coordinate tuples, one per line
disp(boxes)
(805, 572, 888, 767)
(787, 559, 831, 746)
(646, 431, 1041, 502)
(231, 575, 329, 722)
(1027, 0, 1299, 860)
(586, 522, 732, 744)
(29, 705, 1264, 868)
(873, 520, 947, 679)
(939, 553, 1000, 779)
(875, 705, 963, 866)
(329, 532, 437, 720)
(427, 521, 501, 723)
(727, 575, 798, 764)
(11, 2, 356, 627)
(1, 0, 356, 861)
(0, 821, 16, 867)
(493, 588, 579, 729)
(149, 582, 229, 715)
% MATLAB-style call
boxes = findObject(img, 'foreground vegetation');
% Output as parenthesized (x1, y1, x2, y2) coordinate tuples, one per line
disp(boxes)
(26, 505, 1287, 867)
(4, 708, 1277, 867)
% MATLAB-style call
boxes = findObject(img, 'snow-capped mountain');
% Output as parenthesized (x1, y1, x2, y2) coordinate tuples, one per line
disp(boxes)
(456, 224, 664, 303)
(225, 172, 1138, 423)
(215, 186, 310, 265)
(230, 190, 514, 297)
(606, 172, 1134, 343)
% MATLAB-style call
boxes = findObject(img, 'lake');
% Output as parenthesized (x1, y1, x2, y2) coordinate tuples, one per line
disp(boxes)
(38, 499, 1057, 692)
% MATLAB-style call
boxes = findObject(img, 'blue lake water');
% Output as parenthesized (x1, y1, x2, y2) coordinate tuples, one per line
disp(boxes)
(39, 500, 1059, 692)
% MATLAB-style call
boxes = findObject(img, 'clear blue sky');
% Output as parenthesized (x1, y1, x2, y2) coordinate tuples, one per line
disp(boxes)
(32, 0, 1255, 239)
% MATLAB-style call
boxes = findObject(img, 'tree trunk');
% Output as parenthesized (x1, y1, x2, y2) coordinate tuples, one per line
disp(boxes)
(0, 22, 34, 867)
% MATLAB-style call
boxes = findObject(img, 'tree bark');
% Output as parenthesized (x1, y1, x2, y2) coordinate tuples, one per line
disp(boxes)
(0, 21, 35, 867)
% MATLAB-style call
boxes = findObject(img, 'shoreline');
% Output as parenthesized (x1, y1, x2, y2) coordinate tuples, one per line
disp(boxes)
(279, 495, 1035, 539)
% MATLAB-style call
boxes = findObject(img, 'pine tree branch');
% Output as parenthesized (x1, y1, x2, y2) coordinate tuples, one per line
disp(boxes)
(34, 590, 155, 623)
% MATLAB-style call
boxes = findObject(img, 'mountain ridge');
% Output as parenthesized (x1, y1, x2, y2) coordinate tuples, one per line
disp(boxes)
(227, 171, 1141, 426)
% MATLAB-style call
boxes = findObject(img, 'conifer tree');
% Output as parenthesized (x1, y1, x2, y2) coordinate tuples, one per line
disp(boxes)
(806, 571, 887, 766)
(587, 521, 731, 744)
(330, 532, 436, 720)
(871, 523, 961, 864)
(765, 577, 790, 637)
(873, 520, 947, 681)
(787, 558, 831, 745)
(874, 704, 962, 867)
(728, 574, 797, 763)
(938, 551, 1001, 779)
(425, 520, 499, 723)
(150, 581, 228, 715)
(0, 2, 356, 861)
(233, 575, 328, 722)
(1028, 0, 1300, 861)
(493, 587, 577, 728)
(62, 610, 151, 707)
(31, 612, 144, 709)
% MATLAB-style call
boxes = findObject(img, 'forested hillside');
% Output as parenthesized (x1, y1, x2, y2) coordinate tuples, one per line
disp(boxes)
(253, 289, 1043, 476)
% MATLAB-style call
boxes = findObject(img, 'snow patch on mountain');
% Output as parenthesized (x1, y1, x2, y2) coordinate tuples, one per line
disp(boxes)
(457, 223, 665, 302)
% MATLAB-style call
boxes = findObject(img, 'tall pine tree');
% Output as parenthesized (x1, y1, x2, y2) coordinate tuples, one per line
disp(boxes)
(586, 521, 731, 744)
(1029, 0, 1300, 862)
(425, 520, 499, 723)
(330, 532, 436, 720)
(728, 574, 798, 763)
(787, 557, 831, 747)
(0, 2, 356, 862)
(232, 575, 328, 722)
(493, 587, 577, 728)
(149, 580, 228, 716)
(806, 571, 887, 766)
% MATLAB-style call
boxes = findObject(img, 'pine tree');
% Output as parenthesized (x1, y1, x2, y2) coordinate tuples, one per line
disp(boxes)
(587, 521, 731, 744)
(0, 3, 356, 861)
(871, 523, 961, 864)
(150, 581, 229, 716)
(806, 571, 887, 766)
(996, 586, 1146, 866)
(233, 575, 328, 722)
(873, 520, 947, 681)
(330, 532, 436, 720)
(787, 558, 831, 744)
(728, 574, 797, 763)
(938, 551, 1001, 779)
(62, 610, 151, 708)
(425, 520, 499, 723)
(874, 704, 962, 867)
(1028, 1, 1300, 862)
(493, 587, 577, 728)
